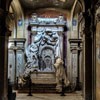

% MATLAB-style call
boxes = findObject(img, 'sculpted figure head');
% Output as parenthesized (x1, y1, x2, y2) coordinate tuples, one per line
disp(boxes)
(54, 57, 63, 68)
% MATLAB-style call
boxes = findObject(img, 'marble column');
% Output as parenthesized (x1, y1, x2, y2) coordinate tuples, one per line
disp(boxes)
(0, 8, 9, 100)
(83, 10, 93, 100)
(63, 25, 68, 68)
(71, 48, 78, 89)
(0, 36, 8, 100)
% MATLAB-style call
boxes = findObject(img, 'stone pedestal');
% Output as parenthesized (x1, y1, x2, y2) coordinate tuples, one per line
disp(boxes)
(31, 72, 56, 84)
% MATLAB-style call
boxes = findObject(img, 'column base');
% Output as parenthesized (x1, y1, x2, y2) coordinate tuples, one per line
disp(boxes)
(75, 77, 82, 91)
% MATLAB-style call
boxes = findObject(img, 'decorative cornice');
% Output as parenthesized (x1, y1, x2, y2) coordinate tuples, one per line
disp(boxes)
(8, 38, 26, 50)
(9, 38, 26, 43)
(69, 38, 82, 52)
(69, 39, 82, 43)
(29, 14, 66, 26)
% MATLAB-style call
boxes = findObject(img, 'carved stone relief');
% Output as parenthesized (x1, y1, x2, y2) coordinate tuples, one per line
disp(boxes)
(24, 30, 62, 75)
(24, 16, 66, 76)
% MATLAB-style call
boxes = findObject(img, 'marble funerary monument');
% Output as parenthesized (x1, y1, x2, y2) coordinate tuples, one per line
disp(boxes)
(24, 14, 66, 84)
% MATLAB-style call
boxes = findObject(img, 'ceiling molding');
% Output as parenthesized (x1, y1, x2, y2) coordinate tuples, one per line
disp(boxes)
(19, 0, 75, 11)
(25, 8, 69, 18)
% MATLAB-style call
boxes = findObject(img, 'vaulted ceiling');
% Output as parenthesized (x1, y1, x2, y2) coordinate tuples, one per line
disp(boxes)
(19, 0, 75, 10)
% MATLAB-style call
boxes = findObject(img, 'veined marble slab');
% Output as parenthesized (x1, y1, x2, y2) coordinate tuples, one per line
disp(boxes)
(31, 72, 56, 84)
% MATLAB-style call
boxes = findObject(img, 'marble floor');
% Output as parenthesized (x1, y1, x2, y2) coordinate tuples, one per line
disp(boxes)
(16, 91, 83, 100)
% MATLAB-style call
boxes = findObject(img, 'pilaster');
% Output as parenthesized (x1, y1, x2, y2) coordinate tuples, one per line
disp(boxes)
(69, 39, 82, 91)
(83, 8, 95, 100)
(0, 8, 9, 100)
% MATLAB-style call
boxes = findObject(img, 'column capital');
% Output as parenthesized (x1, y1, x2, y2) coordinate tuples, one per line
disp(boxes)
(69, 39, 82, 53)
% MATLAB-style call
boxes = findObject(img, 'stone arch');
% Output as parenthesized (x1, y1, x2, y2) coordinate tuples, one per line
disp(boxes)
(8, 0, 25, 38)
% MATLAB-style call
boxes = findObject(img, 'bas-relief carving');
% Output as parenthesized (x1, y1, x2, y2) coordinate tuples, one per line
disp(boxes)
(40, 48, 54, 71)
(30, 14, 66, 25)
(24, 31, 62, 76)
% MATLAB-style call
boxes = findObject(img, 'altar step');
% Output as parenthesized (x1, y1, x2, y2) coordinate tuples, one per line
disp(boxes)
(18, 83, 57, 93)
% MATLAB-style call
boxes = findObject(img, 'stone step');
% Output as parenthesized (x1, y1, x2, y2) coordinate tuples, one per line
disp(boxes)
(18, 83, 56, 93)
(18, 72, 57, 93)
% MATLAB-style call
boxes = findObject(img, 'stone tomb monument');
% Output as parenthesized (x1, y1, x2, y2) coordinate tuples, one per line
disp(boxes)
(24, 16, 66, 85)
